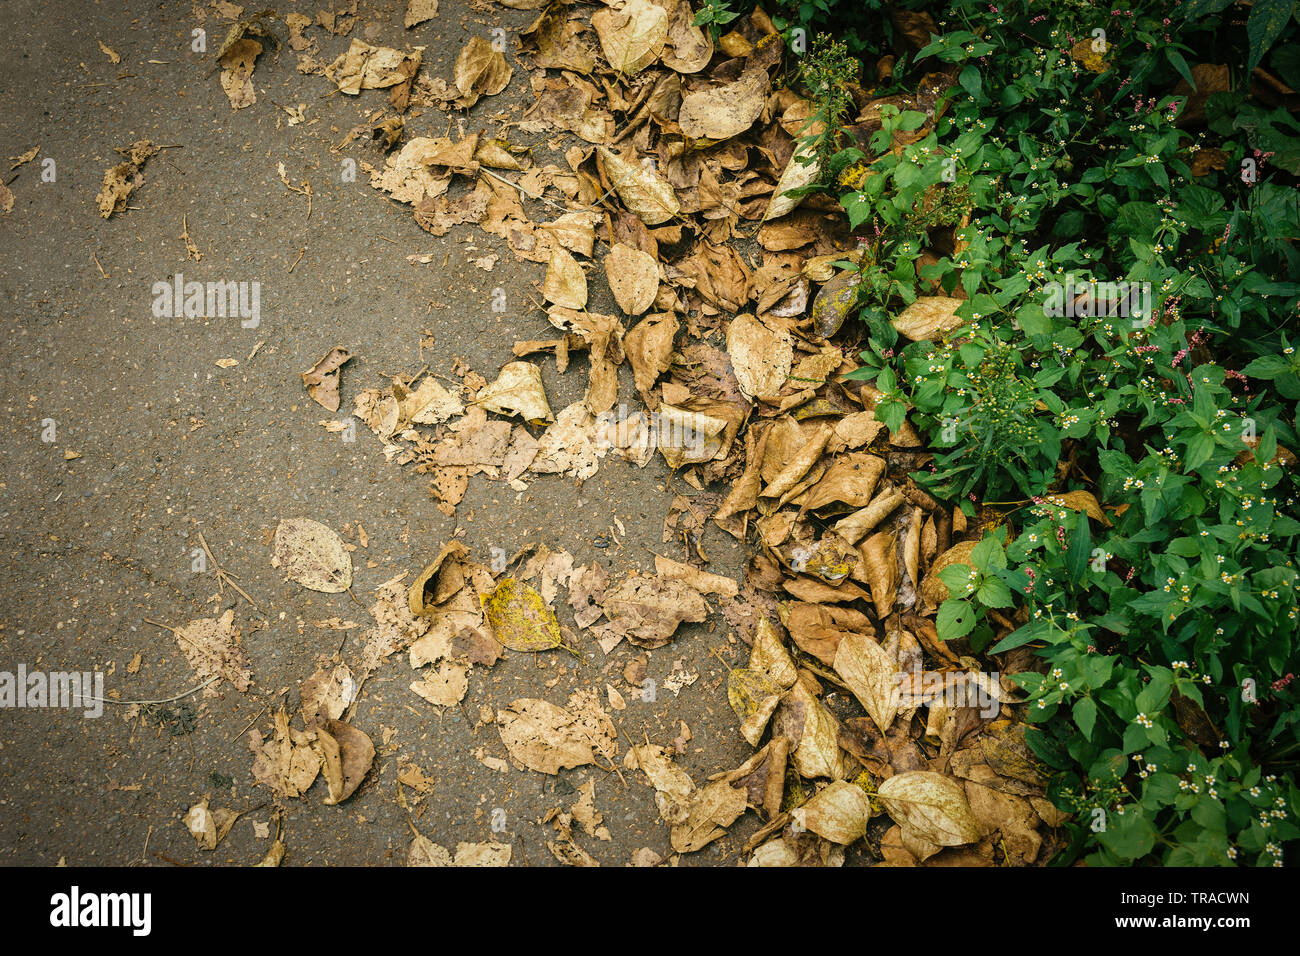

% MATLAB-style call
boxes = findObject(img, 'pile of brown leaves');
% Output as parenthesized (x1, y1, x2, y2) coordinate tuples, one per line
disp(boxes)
(176, 0, 1075, 865)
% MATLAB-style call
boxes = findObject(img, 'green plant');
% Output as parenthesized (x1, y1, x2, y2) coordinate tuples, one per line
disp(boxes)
(1181, 0, 1299, 72)
(693, 0, 742, 37)
(825, 0, 1300, 864)
(794, 36, 860, 174)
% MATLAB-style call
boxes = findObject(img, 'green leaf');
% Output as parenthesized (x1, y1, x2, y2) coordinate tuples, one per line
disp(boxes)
(976, 576, 1015, 608)
(938, 563, 975, 597)
(1241, 353, 1293, 379)
(1165, 49, 1197, 89)
(1074, 697, 1098, 740)
(991, 622, 1043, 654)
(1180, 0, 1237, 18)
(1067, 516, 1092, 585)
(1098, 809, 1157, 861)
(1184, 431, 1215, 471)
(970, 536, 1007, 570)
(1246, 0, 1296, 72)
(936, 598, 978, 641)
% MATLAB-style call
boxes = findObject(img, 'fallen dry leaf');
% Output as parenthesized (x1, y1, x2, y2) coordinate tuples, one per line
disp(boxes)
(892, 296, 967, 342)
(679, 67, 769, 143)
(271, 518, 353, 593)
(405, 0, 438, 28)
(591, 0, 668, 74)
(173, 609, 252, 695)
(496, 693, 616, 774)
(599, 146, 680, 225)
(477, 361, 553, 422)
(604, 243, 658, 317)
(544, 246, 588, 310)
(727, 313, 793, 400)
(794, 780, 872, 844)
(482, 577, 565, 652)
(316, 718, 375, 805)
(301, 347, 353, 411)
(453, 35, 512, 107)
(877, 770, 983, 846)
(184, 796, 241, 850)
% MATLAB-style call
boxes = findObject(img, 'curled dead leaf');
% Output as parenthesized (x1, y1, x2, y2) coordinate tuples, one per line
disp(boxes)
(315, 719, 375, 805)
(478, 361, 553, 423)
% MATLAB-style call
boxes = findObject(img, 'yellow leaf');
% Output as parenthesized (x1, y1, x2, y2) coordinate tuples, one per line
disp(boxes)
(482, 577, 563, 652)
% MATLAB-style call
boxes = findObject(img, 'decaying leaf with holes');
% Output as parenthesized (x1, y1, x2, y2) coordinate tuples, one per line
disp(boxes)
(271, 518, 353, 593)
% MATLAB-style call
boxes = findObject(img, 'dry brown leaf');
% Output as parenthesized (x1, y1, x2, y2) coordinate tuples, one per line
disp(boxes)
(893, 296, 967, 342)
(727, 313, 792, 401)
(625, 744, 744, 853)
(652, 554, 738, 598)
(679, 67, 769, 142)
(661, 0, 713, 73)
(219, 38, 262, 109)
(184, 796, 241, 850)
(326, 40, 421, 95)
(858, 528, 898, 618)
(833, 632, 900, 735)
(300, 662, 355, 727)
(532, 402, 604, 479)
(604, 243, 659, 316)
(670, 779, 747, 853)
(591, 0, 669, 74)
(591, 572, 709, 650)
(477, 361, 553, 422)
(598, 146, 680, 225)
(405, 0, 438, 28)
(964, 779, 1042, 865)
(301, 347, 353, 411)
(655, 404, 728, 468)
(794, 780, 872, 844)
(408, 832, 454, 866)
(271, 518, 353, 593)
(249, 709, 322, 799)
(544, 246, 588, 310)
(398, 375, 463, 425)
(773, 676, 845, 780)
(315, 718, 375, 805)
(1043, 489, 1112, 526)
(453, 841, 513, 866)
(96, 140, 157, 219)
(496, 693, 616, 774)
(765, 145, 820, 221)
(173, 609, 252, 695)
(453, 35, 512, 107)
(410, 661, 471, 707)
(407, 541, 469, 616)
(624, 312, 677, 406)
(522, 3, 597, 73)
(369, 137, 455, 204)
(877, 770, 983, 846)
